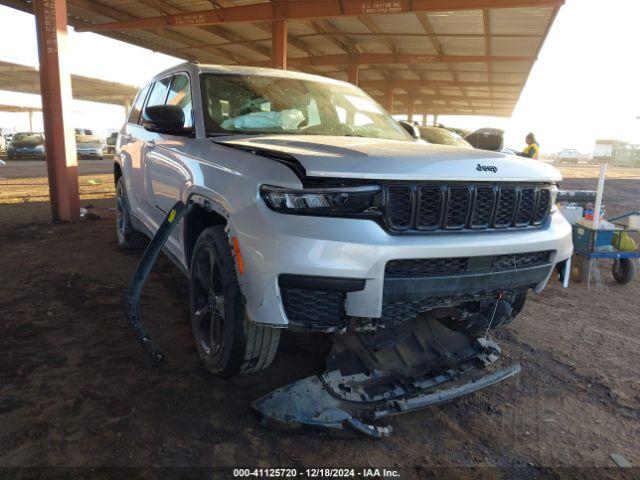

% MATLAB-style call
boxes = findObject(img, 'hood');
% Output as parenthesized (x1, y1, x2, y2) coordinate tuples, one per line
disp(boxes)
(10, 140, 44, 148)
(216, 135, 561, 183)
(76, 135, 102, 148)
(76, 142, 102, 149)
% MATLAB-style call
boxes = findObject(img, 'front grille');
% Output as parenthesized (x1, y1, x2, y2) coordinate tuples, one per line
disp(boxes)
(386, 257, 469, 277)
(385, 251, 553, 278)
(385, 183, 552, 233)
(280, 287, 346, 330)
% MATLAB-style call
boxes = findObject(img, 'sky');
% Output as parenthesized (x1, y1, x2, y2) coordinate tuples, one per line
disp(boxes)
(0, 0, 639, 152)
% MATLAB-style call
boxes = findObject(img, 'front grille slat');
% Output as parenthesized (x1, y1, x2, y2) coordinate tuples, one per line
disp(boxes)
(470, 186, 496, 229)
(514, 187, 536, 226)
(384, 183, 552, 233)
(386, 186, 413, 230)
(493, 186, 518, 228)
(444, 186, 472, 229)
(416, 186, 444, 230)
(533, 188, 551, 225)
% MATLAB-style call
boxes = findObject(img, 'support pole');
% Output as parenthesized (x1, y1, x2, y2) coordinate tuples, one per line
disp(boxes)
(28, 109, 34, 132)
(347, 63, 359, 86)
(422, 113, 428, 126)
(34, 0, 80, 222)
(271, 2, 287, 70)
(433, 114, 439, 126)
(384, 87, 394, 114)
(592, 163, 607, 230)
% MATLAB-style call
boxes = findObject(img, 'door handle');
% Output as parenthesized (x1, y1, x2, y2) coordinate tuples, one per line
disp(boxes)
(146, 139, 156, 148)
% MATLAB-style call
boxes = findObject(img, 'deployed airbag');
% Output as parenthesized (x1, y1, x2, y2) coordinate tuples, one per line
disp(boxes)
(221, 109, 304, 131)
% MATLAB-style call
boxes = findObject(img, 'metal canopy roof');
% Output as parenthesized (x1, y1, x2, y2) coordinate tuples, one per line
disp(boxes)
(0, 103, 41, 112)
(1, 0, 563, 116)
(0, 59, 138, 106)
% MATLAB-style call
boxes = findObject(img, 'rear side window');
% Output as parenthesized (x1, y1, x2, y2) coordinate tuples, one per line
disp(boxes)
(166, 74, 193, 129)
(146, 77, 171, 108)
(127, 84, 150, 124)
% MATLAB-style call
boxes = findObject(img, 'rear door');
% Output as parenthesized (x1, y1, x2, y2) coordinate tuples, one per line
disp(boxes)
(119, 83, 150, 220)
(137, 76, 172, 227)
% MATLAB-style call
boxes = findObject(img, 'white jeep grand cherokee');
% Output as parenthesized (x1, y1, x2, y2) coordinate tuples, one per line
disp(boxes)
(114, 62, 571, 434)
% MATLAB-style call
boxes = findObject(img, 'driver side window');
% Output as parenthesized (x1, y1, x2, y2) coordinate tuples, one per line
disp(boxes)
(166, 74, 194, 129)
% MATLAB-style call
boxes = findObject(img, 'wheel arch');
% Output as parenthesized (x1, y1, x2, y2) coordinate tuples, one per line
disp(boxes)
(113, 161, 123, 186)
(184, 193, 230, 269)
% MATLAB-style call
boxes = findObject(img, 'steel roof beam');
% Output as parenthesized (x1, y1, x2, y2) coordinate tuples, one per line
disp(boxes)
(258, 53, 534, 67)
(359, 79, 519, 89)
(67, 0, 248, 64)
(74, 0, 565, 32)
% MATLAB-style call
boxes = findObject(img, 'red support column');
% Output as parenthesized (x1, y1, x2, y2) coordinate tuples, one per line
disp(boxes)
(271, 19, 287, 69)
(271, 0, 288, 72)
(34, 0, 79, 222)
(347, 63, 359, 86)
(384, 87, 394, 114)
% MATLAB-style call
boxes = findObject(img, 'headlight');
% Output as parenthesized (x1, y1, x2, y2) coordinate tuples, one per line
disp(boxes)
(260, 185, 381, 216)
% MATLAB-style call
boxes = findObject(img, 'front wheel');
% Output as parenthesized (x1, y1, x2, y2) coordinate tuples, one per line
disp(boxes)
(189, 226, 280, 377)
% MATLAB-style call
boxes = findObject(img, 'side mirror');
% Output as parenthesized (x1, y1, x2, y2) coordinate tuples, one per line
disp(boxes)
(141, 105, 192, 135)
(399, 120, 420, 141)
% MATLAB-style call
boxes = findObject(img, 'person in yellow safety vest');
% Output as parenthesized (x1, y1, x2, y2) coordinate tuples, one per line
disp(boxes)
(517, 132, 540, 159)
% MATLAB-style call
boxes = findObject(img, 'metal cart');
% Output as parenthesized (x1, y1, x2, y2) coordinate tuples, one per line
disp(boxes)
(571, 211, 639, 284)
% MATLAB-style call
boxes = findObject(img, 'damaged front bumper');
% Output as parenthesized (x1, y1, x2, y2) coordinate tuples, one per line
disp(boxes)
(253, 362, 520, 438)
(253, 319, 521, 438)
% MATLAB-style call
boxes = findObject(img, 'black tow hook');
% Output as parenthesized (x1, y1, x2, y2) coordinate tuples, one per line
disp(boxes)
(124, 201, 190, 366)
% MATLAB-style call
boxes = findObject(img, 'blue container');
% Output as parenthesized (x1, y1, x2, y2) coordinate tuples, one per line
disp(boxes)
(572, 225, 614, 254)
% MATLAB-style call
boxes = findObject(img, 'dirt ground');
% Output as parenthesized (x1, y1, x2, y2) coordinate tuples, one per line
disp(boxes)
(0, 161, 639, 477)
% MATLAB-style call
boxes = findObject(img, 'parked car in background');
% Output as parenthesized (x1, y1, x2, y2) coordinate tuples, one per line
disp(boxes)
(75, 132, 104, 159)
(419, 125, 473, 149)
(6, 132, 46, 160)
(557, 149, 579, 164)
(105, 132, 118, 155)
(464, 128, 505, 152)
(1, 127, 15, 144)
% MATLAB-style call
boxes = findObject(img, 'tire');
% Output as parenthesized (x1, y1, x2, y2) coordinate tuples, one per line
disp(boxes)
(502, 291, 527, 326)
(612, 258, 636, 285)
(115, 176, 146, 250)
(189, 226, 280, 377)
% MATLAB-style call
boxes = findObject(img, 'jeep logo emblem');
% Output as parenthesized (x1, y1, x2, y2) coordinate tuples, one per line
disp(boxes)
(477, 164, 498, 173)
